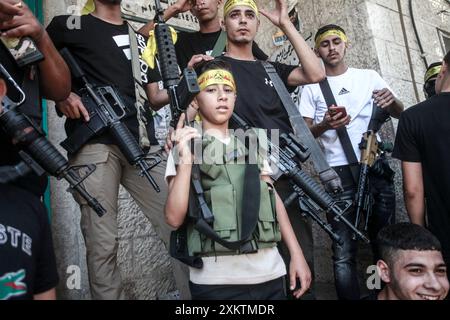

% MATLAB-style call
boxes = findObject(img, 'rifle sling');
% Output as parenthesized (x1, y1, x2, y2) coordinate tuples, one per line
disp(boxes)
(261, 62, 337, 178)
(128, 24, 151, 150)
(319, 78, 360, 183)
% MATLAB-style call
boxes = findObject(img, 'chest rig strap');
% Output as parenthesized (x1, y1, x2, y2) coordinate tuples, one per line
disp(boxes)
(190, 135, 261, 253)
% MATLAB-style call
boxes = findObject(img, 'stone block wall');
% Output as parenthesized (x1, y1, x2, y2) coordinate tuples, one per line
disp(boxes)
(43, 0, 449, 299)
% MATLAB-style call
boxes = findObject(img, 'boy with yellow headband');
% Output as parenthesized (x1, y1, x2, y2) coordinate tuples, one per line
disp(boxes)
(300, 24, 404, 300)
(165, 60, 311, 300)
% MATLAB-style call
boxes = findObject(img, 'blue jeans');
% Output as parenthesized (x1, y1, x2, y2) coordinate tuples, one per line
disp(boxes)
(328, 165, 395, 300)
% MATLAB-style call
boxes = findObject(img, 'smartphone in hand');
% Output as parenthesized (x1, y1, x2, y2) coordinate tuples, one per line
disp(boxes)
(329, 106, 347, 118)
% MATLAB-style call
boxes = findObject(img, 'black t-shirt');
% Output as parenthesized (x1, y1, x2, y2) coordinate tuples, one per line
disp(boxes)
(219, 56, 296, 135)
(392, 93, 450, 259)
(46, 14, 159, 147)
(0, 45, 47, 196)
(0, 185, 58, 300)
(361, 292, 379, 300)
(175, 30, 268, 71)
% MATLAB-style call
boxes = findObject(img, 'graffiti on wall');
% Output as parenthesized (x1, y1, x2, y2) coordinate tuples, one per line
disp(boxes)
(120, 0, 199, 30)
(270, 30, 314, 106)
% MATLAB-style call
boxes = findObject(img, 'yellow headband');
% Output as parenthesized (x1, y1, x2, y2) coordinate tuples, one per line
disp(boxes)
(424, 65, 442, 83)
(82, 0, 95, 15)
(198, 69, 236, 92)
(223, 0, 258, 17)
(315, 29, 348, 48)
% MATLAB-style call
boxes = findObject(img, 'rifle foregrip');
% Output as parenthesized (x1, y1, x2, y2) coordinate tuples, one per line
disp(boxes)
(1, 109, 107, 216)
(109, 121, 143, 165)
(155, 24, 179, 87)
(291, 167, 334, 209)
(27, 136, 68, 176)
(0, 109, 67, 175)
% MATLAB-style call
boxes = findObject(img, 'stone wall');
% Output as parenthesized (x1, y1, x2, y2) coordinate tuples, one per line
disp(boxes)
(256, 0, 449, 295)
(43, 0, 450, 299)
(44, 0, 176, 300)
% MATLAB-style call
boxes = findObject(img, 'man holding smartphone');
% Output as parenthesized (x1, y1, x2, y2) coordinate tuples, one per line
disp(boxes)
(299, 24, 404, 300)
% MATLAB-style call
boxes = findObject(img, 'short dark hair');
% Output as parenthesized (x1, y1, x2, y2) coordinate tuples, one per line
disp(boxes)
(314, 24, 347, 42)
(444, 50, 450, 66)
(377, 223, 442, 265)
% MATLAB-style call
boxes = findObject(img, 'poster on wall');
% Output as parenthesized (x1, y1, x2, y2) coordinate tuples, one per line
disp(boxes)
(270, 0, 314, 107)
(121, 0, 199, 31)
(80, 0, 199, 31)
(272, 4, 301, 47)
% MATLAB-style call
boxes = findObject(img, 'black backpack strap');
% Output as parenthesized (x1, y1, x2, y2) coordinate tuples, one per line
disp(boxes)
(319, 78, 360, 183)
(190, 164, 215, 225)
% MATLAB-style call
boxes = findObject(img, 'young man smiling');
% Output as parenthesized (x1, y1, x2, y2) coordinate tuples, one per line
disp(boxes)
(375, 223, 448, 300)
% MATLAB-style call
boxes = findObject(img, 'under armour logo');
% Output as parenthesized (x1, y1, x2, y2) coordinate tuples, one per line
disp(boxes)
(338, 88, 350, 95)
(265, 78, 274, 87)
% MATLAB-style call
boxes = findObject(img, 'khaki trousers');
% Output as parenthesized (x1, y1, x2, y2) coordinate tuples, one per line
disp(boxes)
(69, 143, 189, 300)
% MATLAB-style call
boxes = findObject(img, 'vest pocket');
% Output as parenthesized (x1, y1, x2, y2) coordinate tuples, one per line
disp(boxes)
(257, 181, 282, 243)
(209, 184, 238, 241)
(188, 184, 238, 256)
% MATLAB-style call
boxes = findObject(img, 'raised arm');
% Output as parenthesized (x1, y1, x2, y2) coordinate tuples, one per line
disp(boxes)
(138, 0, 193, 36)
(260, 0, 325, 86)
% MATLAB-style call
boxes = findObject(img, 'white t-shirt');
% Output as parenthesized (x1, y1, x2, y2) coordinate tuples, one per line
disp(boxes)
(299, 68, 394, 167)
(165, 134, 286, 285)
(189, 247, 286, 285)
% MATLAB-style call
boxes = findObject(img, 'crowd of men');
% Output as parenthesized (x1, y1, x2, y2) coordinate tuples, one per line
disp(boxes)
(0, 0, 449, 300)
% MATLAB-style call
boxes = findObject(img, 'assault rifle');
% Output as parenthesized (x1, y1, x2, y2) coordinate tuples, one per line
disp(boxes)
(0, 63, 106, 217)
(59, 48, 161, 192)
(230, 112, 370, 244)
(354, 103, 394, 233)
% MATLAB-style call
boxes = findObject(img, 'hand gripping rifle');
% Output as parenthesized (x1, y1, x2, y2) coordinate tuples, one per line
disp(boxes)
(153, 0, 213, 225)
(230, 112, 370, 244)
(354, 103, 394, 234)
(59, 48, 161, 193)
(0, 63, 106, 217)
(153, 0, 200, 127)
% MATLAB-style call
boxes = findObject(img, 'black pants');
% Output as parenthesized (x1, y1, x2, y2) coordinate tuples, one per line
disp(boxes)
(189, 277, 287, 300)
(328, 165, 395, 300)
